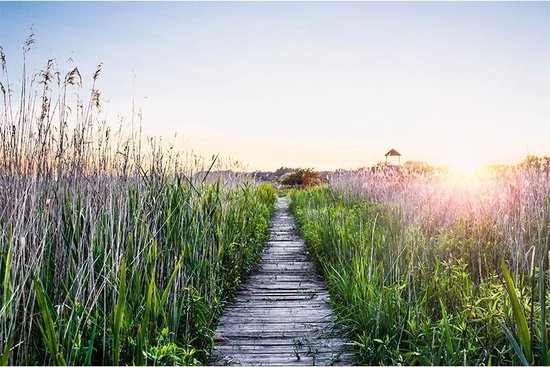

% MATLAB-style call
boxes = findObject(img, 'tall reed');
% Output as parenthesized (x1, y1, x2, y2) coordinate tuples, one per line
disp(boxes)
(290, 166, 549, 365)
(0, 36, 277, 365)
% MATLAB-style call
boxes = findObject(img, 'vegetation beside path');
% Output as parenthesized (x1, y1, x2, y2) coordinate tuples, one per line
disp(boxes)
(2, 175, 276, 366)
(290, 183, 549, 366)
(0, 41, 277, 365)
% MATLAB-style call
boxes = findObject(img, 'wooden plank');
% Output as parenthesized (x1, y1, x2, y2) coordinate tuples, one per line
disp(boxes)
(266, 238, 298, 242)
(225, 302, 331, 309)
(263, 246, 304, 251)
(224, 301, 331, 308)
(244, 276, 310, 281)
(215, 337, 348, 346)
(252, 268, 319, 273)
(259, 256, 312, 262)
(245, 278, 325, 284)
(215, 344, 348, 352)
(258, 259, 312, 264)
(215, 340, 349, 347)
(223, 306, 331, 312)
(220, 307, 333, 314)
(233, 293, 328, 301)
(220, 311, 333, 319)
(244, 277, 325, 285)
(214, 331, 331, 339)
(239, 281, 324, 287)
(234, 293, 328, 299)
(240, 282, 325, 289)
(255, 264, 315, 270)
(235, 288, 323, 293)
(260, 254, 308, 258)
(231, 298, 327, 304)
(217, 321, 328, 328)
(257, 259, 312, 263)
(245, 273, 321, 280)
(221, 352, 351, 365)
(214, 333, 344, 345)
(215, 350, 346, 356)
(221, 306, 333, 314)
(264, 249, 304, 252)
(222, 308, 332, 314)
(219, 317, 333, 325)
(266, 240, 305, 244)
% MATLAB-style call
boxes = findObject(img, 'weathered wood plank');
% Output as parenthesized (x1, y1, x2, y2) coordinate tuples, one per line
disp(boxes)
(215, 345, 348, 354)
(230, 298, 327, 305)
(220, 309, 333, 316)
(233, 293, 323, 299)
(219, 323, 334, 330)
(219, 318, 333, 325)
(240, 277, 324, 283)
(223, 303, 332, 310)
(255, 265, 316, 272)
(225, 303, 331, 309)
(222, 352, 353, 365)
(240, 284, 326, 291)
(214, 331, 333, 339)
(215, 337, 348, 346)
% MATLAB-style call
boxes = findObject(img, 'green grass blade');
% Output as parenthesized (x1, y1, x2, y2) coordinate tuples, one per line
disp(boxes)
(84, 311, 98, 366)
(159, 252, 184, 310)
(33, 274, 65, 365)
(2, 236, 12, 311)
(502, 259, 532, 363)
(113, 260, 126, 366)
(138, 268, 156, 365)
(0, 338, 12, 366)
(502, 322, 530, 366)
(201, 154, 219, 183)
(439, 298, 454, 356)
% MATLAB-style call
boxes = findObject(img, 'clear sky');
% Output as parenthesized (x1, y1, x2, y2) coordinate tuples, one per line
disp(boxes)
(1, 1, 549, 171)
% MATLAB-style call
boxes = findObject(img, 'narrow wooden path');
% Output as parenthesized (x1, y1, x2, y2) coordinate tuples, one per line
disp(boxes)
(211, 197, 353, 366)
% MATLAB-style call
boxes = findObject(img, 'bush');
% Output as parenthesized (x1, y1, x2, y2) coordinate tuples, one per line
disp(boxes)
(279, 168, 325, 187)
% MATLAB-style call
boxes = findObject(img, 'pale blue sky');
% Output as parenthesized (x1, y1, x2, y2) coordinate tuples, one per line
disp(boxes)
(1, 2, 549, 170)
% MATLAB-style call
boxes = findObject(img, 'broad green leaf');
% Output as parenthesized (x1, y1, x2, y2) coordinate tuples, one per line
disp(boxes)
(502, 259, 532, 363)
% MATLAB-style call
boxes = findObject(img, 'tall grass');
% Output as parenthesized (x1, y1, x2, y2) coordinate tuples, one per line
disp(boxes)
(290, 167, 549, 365)
(0, 36, 277, 365)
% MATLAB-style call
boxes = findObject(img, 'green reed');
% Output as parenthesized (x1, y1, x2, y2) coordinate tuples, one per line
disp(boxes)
(290, 185, 549, 365)
(0, 37, 277, 365)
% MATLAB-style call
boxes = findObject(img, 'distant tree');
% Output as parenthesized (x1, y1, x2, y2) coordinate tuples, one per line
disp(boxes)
(274, 167, 293, 175)
(404, 161, 435, 176)
(273, 167, 294, 180)
(279, 168, 325, 187)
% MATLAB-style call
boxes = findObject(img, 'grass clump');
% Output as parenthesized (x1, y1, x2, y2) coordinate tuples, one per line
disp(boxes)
(290, 175, 549, 365)
(279, 168, 326, 188)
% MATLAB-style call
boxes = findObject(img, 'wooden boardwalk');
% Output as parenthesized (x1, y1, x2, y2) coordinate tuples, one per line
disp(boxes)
(211, 197, 353, 366)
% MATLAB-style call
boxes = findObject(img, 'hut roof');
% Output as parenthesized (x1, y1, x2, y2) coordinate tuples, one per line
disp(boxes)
(384, 148, 401, 157)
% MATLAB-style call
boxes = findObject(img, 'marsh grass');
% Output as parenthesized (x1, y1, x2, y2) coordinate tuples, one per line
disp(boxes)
(0, 37, 277, 365)
(290, 168, 549, 365)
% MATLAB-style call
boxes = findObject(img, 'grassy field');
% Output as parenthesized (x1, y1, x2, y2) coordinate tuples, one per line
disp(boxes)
(2, 37, 549, 366)
(290, 168, 549, 365)
(0, 46, 277, 365)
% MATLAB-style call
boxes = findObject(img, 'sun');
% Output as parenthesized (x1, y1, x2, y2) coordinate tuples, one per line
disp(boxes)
(448, 157, 483, 176)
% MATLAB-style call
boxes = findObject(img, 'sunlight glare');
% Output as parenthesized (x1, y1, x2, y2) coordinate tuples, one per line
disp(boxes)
(448, 156, 483, 176)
